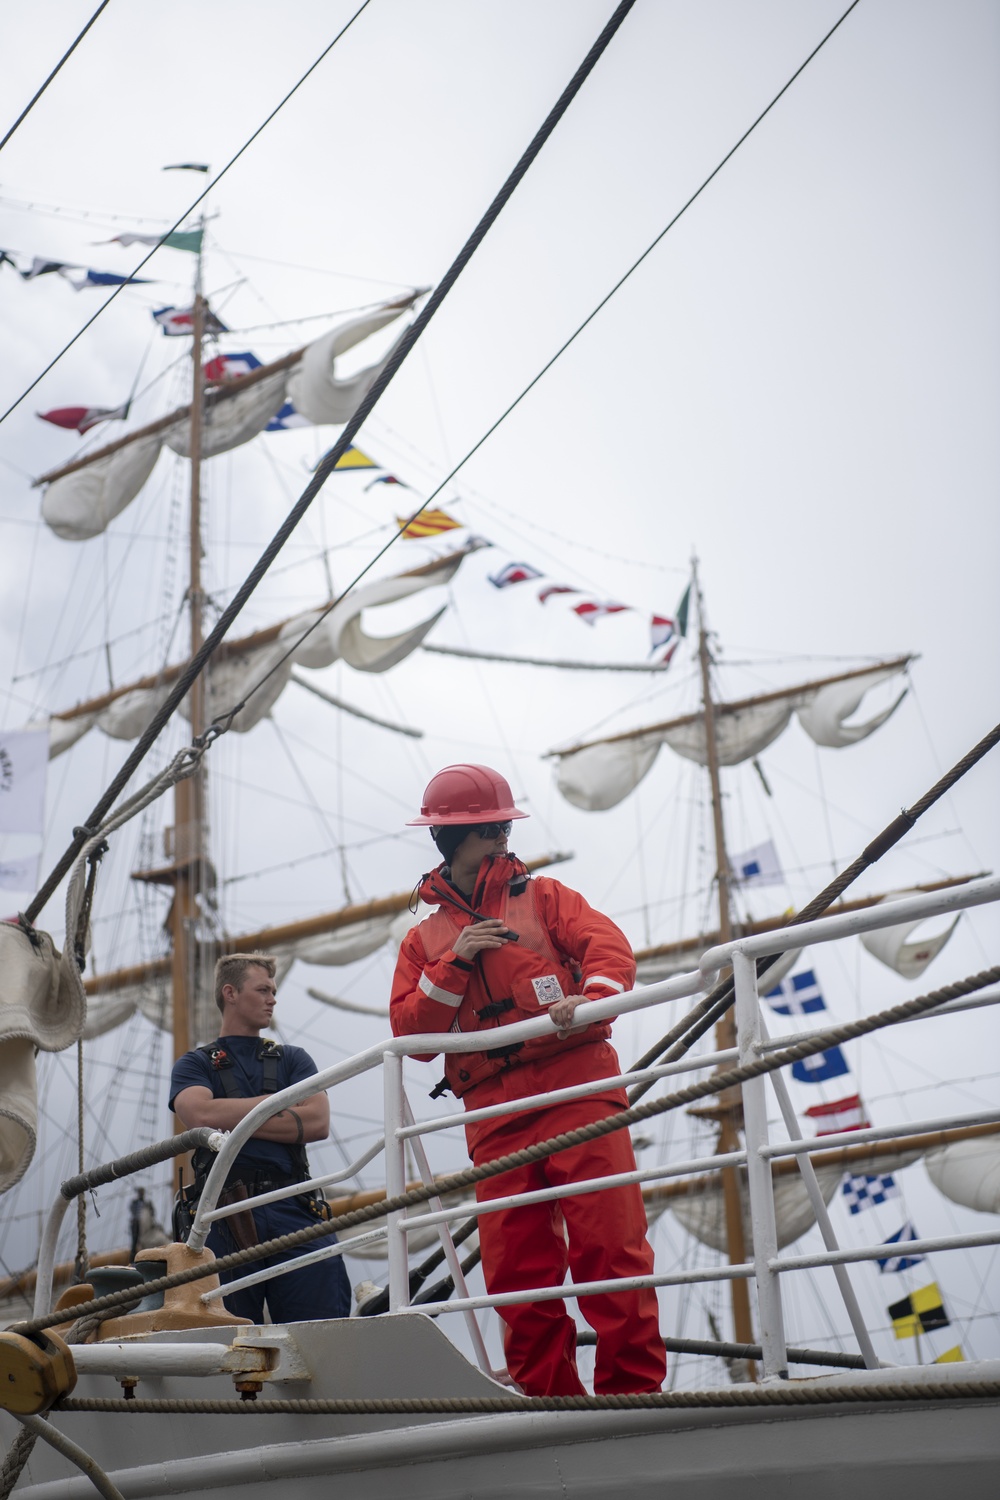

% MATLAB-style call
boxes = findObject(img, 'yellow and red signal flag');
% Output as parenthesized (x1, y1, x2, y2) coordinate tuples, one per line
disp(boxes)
(396, 507, 463, 540)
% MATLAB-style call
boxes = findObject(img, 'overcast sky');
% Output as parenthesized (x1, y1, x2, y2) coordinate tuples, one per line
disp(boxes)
(0, 1, 997, 1371)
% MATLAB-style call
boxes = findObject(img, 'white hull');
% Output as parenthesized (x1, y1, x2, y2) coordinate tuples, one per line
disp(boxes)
(4, 1318, 998, 1498)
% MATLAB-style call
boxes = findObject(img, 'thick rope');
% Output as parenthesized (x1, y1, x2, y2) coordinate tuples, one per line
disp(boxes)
(0, 1428, 36, 1500)
(24, 0, 637, 926)
(627, 719, 1000, 1101)
(11, 963, 998, 1340)
(54, 1380, 1000, 1414)
(73, 1039, 87, 1287)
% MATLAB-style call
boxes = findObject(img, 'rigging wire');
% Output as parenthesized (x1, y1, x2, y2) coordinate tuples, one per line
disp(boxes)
(25, 0, 640, 922)
(0, 0, 112, 156)
(0, 0, 375, 428)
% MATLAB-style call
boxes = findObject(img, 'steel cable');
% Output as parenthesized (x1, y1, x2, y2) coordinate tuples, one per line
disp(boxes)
(0, 1, 112, 157)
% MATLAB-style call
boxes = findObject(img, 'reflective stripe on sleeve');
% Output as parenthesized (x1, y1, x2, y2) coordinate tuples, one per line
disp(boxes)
(583, 975, 625, 994)
(418, 971, 464, 1008)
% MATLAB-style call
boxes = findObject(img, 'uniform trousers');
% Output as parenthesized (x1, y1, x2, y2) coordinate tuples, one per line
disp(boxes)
(208, 1195, 351, 1324)
(472, 1097, 666, 1397)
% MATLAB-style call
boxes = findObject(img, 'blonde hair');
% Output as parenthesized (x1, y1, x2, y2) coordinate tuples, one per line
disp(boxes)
(214, 952, 277, 1013)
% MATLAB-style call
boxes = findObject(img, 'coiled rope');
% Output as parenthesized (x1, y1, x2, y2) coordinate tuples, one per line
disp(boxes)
(10, 962, 999, 1343)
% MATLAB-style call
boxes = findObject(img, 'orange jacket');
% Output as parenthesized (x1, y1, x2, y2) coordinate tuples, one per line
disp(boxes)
(390, 857, 635, 1143)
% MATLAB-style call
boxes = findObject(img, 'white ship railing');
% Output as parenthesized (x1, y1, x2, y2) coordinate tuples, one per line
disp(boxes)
(34, 875, 1000, 1382)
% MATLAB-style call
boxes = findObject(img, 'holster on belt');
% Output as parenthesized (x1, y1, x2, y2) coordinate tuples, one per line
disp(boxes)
(218, 1181, 259, 1251)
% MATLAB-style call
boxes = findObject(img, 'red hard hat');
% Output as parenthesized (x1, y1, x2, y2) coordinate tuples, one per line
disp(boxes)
(407, 764, 529, 826)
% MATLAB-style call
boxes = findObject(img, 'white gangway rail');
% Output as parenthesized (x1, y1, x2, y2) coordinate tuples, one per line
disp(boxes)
(34, 876, 1000, 1382)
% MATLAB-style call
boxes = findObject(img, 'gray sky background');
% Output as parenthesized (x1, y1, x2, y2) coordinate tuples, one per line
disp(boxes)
(0, 1, 997, 1373)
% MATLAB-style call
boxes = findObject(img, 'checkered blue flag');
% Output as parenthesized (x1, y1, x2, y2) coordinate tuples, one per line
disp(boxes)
(842, 1172, 900, 1215)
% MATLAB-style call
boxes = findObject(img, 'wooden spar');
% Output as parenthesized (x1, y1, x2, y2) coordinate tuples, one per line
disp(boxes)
(84, 853, 571, 997)
(31, 345, 308, 487)
(632, 874, 985, 970)
(49, 546, 478, 723)
(547, 655, 915, 758)
(642, 1119, 1000, 1206)
(691, 559, 756, 1359)
(32, 289, 422, 488)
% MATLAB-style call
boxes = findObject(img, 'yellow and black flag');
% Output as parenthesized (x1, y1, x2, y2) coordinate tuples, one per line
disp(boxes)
(888, 1282, 950, 1340)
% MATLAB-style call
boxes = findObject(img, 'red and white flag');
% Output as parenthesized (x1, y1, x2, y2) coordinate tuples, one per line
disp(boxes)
(572, 601, 630, 625)
(538, 584, 579, 605)
(804, 1095, 870, 1135)
(37, 404, 129, 435)
(489, 562, 543, 589)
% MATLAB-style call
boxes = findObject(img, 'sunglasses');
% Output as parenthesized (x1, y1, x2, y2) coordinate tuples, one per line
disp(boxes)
(476, 821, 513, 839)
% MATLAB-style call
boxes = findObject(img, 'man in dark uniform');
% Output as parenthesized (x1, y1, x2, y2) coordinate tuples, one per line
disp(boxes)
(169, 951, 351, 1322)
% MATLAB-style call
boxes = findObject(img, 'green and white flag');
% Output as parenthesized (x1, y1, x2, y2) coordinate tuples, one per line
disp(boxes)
(100, 229, 203, 254)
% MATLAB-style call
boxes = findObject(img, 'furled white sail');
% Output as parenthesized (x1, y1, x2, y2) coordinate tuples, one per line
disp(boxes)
(796, 665, 908, 748)
(669, 1164, 844, 1252)
(31, 714, 96, 760)
(925, 1137, 1000, 1215)
(859, 892, 960, 979)
(286, 305, 413, 425)
(282, 552, 465, 674)
(661, 701, 795, 769)
(163, 370, 288, 458)
(83, 989, 139, 1039)
(41, 434, 163, 542)
(556, 737, 661, 813)
(31, 553, 466, 759)
(179, 641, 295, 734)
(551, 662, 910, 811)
(273, 916, 399, 970)
(96, 686, 170, 741)
(0, 923, 84, 1193)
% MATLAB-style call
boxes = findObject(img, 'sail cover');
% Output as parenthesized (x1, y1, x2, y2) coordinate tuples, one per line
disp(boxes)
(925, 1137, 1000, 1215)
(552, 662, 910, 811)
(0, 922, 85, 1193)
(29, 553, 466, 758)
(38, 299, 416, 540)
(41, 434, 163, 542)
(859, 892, 961, 978)
(669, 1164, 844, 1251)
(286, 305, 414, 425)
(164, 370, 288, 458)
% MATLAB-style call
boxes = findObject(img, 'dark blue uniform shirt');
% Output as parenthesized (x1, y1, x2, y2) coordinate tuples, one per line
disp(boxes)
(169, 1035, 318, 1181)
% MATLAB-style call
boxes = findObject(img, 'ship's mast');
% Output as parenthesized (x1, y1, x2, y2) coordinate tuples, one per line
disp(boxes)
(169, 220, 208, 1065)
(690, 558, 757, 1362)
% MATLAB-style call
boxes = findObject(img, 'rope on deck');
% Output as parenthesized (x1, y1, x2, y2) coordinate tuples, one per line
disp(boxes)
(54, 1380, 1000, 1414)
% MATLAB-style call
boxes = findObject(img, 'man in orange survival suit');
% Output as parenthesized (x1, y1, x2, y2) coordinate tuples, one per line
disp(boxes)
(390, 763, 665, 1398)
